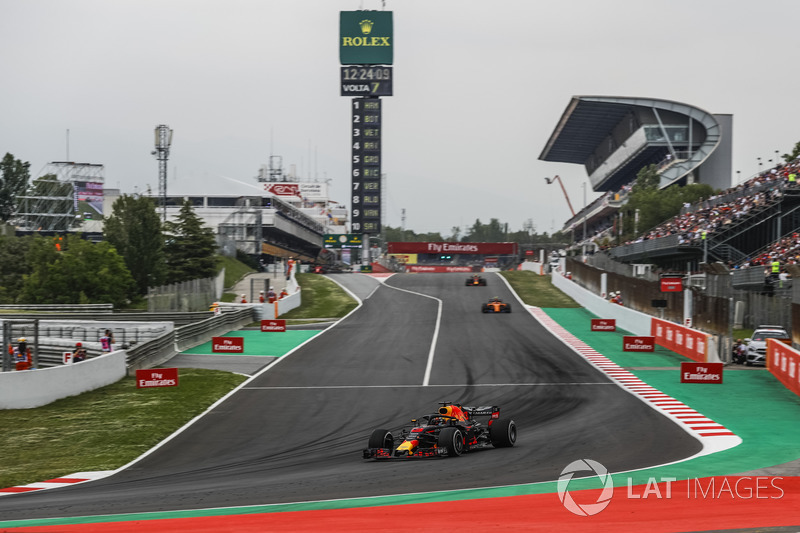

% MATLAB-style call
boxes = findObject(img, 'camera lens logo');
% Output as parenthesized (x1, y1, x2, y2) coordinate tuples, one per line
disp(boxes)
(557, 459, 614, 516)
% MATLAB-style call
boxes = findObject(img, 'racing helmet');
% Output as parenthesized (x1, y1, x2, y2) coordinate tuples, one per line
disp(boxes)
(18, 337, 26, 342)
(76, 342, 82, 347)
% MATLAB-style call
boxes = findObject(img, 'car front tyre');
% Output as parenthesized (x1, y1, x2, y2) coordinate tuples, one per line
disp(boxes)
(368, 429, 394, 449)
(438, 427, 464, 457)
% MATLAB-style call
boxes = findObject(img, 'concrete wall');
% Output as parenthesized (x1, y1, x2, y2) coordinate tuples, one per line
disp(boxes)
(551, 271, 652, 336)
(276, 290, 301, 317)
(520, 261, 545, 274)
(0, 351, 127, 409)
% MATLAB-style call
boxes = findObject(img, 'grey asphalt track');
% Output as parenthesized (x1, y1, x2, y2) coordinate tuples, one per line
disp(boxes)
(0, 273, 701, 520)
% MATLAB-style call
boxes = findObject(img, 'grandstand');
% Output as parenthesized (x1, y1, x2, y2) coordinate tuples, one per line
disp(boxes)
(608, 170, 800, 270)
(539, 96, 732, 256)
(536, 95, 800, 273)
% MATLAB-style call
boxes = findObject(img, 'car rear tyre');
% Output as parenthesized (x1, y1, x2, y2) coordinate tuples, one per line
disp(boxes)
(490, 418, 517, 447)
(368, 429, 394, 449)
(438, 427, 464, 457)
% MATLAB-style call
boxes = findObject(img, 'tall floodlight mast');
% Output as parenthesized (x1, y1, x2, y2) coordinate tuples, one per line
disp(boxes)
(152, 125, 173, 221)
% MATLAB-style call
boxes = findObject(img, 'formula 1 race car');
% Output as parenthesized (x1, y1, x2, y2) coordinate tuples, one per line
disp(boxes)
(465, 275, 487, 286)
(482, 297, 511, 313)
(363, 402, 516, 459)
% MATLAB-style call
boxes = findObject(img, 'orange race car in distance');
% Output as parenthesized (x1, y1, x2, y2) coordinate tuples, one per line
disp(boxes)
(482, 296, 511, 313)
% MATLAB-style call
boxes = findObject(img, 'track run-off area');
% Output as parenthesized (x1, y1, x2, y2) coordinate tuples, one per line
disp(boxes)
(1, 272, 799, 532)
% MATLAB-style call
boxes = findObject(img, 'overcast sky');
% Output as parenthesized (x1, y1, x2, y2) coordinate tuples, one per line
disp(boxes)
(3, 0, 800, 237)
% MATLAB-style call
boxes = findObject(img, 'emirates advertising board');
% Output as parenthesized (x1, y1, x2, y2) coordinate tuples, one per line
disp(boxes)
(387, 242, 519, 255)
(651, 318, 708, 363)
(591, 319, 616, 332)
(212, 337, 244, 354)
(623, 336, 655, 352)
(660, 276, 684, 292)
(680, 362, 723, 383)
(136, 368, 179, 389)
(261, 319, 286, 332)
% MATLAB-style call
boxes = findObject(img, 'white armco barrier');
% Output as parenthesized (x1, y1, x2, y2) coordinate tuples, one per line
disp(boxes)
(550, 271, 651, 336)
(0, 351, 127, 409)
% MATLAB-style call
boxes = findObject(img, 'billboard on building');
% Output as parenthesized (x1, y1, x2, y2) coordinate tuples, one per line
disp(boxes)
(73, 181, 104, 218)
(264, 182, 329, 201)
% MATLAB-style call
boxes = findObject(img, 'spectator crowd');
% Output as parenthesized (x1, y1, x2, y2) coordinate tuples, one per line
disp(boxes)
(619, 158, 799, 272)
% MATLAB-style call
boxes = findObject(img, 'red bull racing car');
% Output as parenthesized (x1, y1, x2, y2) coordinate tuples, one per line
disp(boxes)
(466, 275, 487, 286)
(363, 402, 517, 459)
(482, 297, 511, 313)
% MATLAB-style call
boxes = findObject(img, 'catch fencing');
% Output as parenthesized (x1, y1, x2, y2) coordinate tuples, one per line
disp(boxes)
(147, 270, 226, 312)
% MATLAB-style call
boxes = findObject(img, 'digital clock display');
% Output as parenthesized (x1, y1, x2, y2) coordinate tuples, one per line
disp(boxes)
(341, 67, 393, 97)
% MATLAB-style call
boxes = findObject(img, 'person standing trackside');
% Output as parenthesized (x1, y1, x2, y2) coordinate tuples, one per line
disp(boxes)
(100, 329, 114, 353)
(73, 342, 87, 362)
(12, 338, 33, 371)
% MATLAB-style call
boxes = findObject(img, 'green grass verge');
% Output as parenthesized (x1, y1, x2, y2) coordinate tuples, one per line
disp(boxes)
(280, 273, 358, 321)
(0, 369, 246, 488)
(218, 255, 256, 289)
(499, 271, 580, 308)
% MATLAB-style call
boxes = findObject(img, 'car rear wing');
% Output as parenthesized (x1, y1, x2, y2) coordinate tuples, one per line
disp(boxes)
(463, 405, 500, 417)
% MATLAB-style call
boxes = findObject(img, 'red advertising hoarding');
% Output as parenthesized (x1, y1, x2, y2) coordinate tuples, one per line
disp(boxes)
(212, 337, 244, 353)
(651, 318, 709, 363)
(261, 319, 286, 332)
(680, 362, 723, 383)
(405, 265, 474, 273)
(768, 339, 800, 397)
(660, 277, 684, 292)
(387, 242, 518, 255)
(591, 319, 616, 332)
(136, 368, 179, 389)
(623, 336, 655, 352)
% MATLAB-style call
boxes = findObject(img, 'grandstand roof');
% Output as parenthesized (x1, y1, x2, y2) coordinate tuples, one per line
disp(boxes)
(539, 96, 725, 193)
(539, 97, 634, 165)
